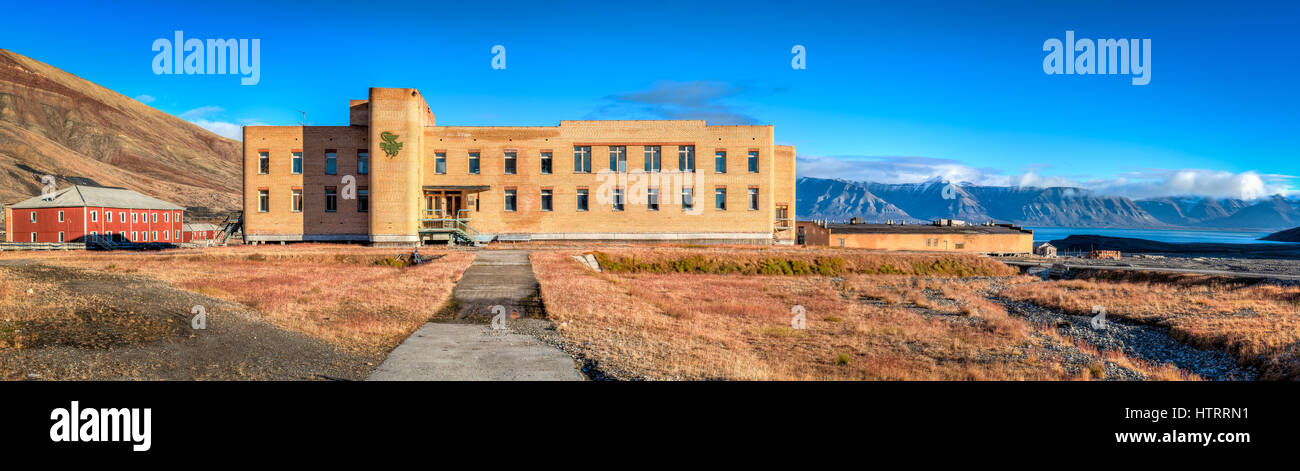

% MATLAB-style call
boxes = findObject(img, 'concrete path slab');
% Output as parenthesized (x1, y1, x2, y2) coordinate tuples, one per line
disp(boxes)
(368, 250, 583, 381)
(366, 323, 583, 380)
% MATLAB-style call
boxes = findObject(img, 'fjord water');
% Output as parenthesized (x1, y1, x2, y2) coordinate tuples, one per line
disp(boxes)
(1028, 227, 1290, 244)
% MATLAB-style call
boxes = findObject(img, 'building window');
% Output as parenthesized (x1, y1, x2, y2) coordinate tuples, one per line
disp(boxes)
(29, 212, 35, 223)
(504, 152, 517, 174)
(613, 188, 625, 211)
(748, 151, 759, 173)
(541, 189, 553, 211)
(357, 187, 369, 212)
(91, 210, 97, 222)
(682, 188, 694, 211)
(325, 187, 338, 212)
(163, 230, 169, 241)
(30, 232, 36, 242)
(57, 210, 64, 222)
(58, 232, 64, 242)
(358, 150, 369, 175)
(504, 189, 517, 212)
(325, 151, 337, 175)
(291, 189, 303, 212)
(748, 188, 759, 210)
(132, 231, 138, 241)
(153, 231, 158, 241)
(141, 231, 147, 242)
(258, 152, 269, 174)
(644, 146, 661, 172)
(119, 212, 125, 222)
(576, 188, 589, 211)
(678, 145, 695, 172)
(469, 152, 480, 174)
(164, 212, 169, 223)
(608, 146, 627, 172)
(715, 187, 727, 210)
(153, 213, 158, 223)
(291, 152, 303, 174)
(435, 152, 446, 174)
(258, 190, 269, 212)
(132, 213, 138, 223)
(715, 151, 727, 173)
(647, 188, 659, 211)
(109, 211, 115, 223)
(573, 146, 591, 173)
(540, 152, 552, 174)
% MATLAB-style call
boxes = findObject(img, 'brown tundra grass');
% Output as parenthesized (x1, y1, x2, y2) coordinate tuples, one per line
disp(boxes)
(533, 249, 1154, 380)
(27, 244, 473, 354)
(1002, 272, 1300, 380)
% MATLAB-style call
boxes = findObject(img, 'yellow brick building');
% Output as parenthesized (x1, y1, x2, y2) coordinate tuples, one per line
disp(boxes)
(243, 88, 796, 246)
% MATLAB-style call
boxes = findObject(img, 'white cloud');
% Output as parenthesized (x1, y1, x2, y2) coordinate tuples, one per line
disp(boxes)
(134, 94, 156, 104)
(797, 155, 1008, 186)
(178, 106, 260, 141)
(797, 154, 1296, 200)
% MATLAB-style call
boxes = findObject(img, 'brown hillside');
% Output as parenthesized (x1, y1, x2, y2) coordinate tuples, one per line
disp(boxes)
(0, 49, 240, 229)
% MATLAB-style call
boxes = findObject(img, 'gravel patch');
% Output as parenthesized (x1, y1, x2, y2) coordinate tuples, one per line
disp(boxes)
(990, 293, 1258, 381)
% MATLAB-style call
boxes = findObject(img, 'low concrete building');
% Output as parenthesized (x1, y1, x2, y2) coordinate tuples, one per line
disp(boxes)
(1034, 242, 1057, 257)
(804, 220, 1033, 254)
(795, 220, 830, 246)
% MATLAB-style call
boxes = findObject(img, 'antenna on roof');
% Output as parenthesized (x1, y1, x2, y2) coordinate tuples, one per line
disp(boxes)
(296, 110, 307, 126)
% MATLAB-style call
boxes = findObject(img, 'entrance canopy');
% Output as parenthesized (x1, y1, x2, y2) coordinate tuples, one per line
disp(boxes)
(422, 185, 490, 192)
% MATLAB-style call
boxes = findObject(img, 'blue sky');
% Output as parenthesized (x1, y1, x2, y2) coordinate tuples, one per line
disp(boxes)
(2, 0, 1296, 199)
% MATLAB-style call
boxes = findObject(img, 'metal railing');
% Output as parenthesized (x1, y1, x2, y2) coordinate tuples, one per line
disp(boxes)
(419, 209, 488, 244)
(0, 242, 87, 251)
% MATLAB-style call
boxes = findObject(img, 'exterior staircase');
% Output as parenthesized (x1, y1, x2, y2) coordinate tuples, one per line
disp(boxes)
(420, 210, 493, 247)
(215, 212, 243, 246)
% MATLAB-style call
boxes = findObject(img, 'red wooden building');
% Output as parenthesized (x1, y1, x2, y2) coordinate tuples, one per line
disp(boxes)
(4, 185, 184, 243)
(182, 223, 219, 242)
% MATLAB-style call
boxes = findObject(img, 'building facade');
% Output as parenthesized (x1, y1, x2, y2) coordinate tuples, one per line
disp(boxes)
(182, 223, 219, 242)
(4, 185, 184, 243)
(242, 88, 796, 246)
(800, 220, 1034, 254)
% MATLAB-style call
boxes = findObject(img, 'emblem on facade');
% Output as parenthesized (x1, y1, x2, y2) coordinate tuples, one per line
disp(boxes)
(379, 131, 403, 158)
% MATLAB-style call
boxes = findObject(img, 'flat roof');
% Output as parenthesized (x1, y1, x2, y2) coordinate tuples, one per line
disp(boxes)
(826, 223, 1031, 235)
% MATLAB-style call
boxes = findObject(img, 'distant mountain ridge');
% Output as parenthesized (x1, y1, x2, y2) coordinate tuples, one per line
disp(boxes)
(797, 176, 1300, 230)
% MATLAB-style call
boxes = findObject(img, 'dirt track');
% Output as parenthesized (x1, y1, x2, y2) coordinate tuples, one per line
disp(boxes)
(0, 259, 378, 380)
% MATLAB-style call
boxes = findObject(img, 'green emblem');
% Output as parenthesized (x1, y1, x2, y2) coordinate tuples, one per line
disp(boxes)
(379, 131, 404, 158)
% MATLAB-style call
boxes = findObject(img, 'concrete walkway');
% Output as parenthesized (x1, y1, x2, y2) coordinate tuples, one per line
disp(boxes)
(367, 250, 584, 381)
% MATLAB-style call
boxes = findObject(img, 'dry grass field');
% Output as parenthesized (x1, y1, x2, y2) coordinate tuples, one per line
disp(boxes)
(1001, 271, 1300, 380)
(533, 248, 1187, 380)
(2, 244, 473, 355)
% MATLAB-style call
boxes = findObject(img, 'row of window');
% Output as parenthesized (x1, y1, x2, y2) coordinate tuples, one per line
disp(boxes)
(502, 187, 761, 212)
(257, 188, 370, 213)
(255, 186, 761, 213)
(256, 146, 761, 176)
(32, 230, 178, 243)
(28, 210, 180, 224)
(258, 150, 370, 176)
